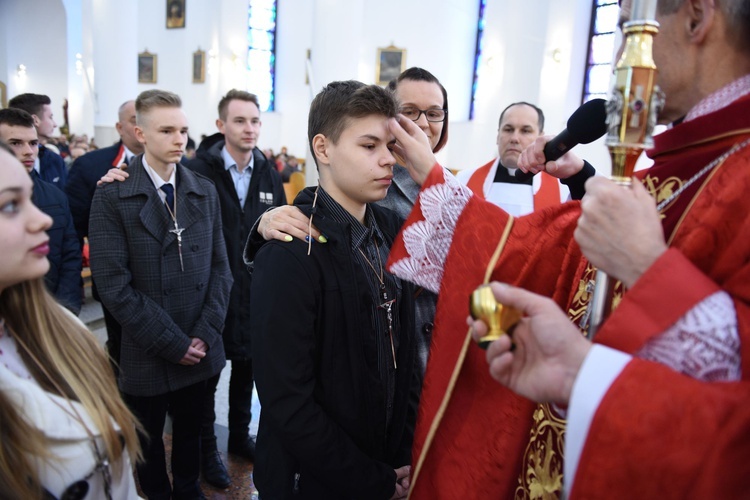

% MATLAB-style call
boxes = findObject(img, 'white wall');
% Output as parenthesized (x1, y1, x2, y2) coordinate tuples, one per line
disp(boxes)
(0, 0, 68, 134)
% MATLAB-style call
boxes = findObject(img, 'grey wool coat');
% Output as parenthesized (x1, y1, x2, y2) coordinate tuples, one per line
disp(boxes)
(89, 155, 233, 396)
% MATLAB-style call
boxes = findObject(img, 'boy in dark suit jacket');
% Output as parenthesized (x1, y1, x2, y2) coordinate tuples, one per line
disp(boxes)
(248, 81, 418, 499)
(89, 89, 232, 499)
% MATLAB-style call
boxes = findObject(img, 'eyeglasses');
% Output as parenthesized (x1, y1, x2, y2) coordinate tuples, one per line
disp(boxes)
(400, 107, 447, 123)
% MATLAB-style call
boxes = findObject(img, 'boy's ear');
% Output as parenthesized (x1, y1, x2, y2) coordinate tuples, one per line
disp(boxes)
(134, 125, 146, 145)
(215, 118, 226, 134)
(312, 134, 330, 165)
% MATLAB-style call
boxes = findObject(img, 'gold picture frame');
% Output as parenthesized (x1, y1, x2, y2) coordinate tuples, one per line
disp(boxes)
(166, 0, 186, 29)
(193, 50, 205, 83)
(138, 51, 158, 84)
(376, 45, 406, 86)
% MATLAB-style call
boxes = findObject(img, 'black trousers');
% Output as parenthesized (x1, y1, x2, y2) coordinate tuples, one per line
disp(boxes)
(201, 358, 254, 452)
(125, 381, 208, 499)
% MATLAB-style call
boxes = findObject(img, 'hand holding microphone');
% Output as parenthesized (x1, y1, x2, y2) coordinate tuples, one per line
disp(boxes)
(515, 98, 608, 181)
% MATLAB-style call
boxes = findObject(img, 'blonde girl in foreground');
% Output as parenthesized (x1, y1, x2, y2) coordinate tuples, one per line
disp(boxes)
(0, 142, 141, 499)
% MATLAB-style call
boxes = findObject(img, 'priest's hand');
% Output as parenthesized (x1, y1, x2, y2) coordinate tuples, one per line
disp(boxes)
(96, 165, 129, 186)
(517, 135, 585, 179)
(575, 176, 667, 289)
(469, 283, 590, 405)
(389, 115, 438, 185)
(259, 205, 324, 244)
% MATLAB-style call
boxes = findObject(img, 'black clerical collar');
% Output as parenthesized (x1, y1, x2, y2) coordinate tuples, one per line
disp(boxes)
(493, 163, 533, 185)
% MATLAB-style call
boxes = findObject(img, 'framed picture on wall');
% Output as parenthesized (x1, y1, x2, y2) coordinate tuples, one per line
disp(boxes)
(138, 51, 158, 84)
(376, 45, 406, 86)
(166, 0, 186, 29)
(193, 50, 205, 83)
(0, 81, 6, 108)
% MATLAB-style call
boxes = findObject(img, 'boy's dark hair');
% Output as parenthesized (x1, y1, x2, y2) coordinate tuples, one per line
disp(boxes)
(135, 89, 182, 125)
(0, 108, 36, 128)
(498, 102, 545, 133)
(387, 67, 449, 153)
(308, 81, 398, 169)
(8, 94, 51, 118)
(218, 89, 261, 121)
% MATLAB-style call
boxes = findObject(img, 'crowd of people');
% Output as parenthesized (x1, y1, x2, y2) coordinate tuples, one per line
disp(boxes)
(0, 0, 748, 498)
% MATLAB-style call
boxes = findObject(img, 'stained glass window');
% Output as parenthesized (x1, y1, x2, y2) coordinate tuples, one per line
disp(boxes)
(248, 0, 277, 111)
(469, 0, 487, 120)
(582, 0, 619, 103)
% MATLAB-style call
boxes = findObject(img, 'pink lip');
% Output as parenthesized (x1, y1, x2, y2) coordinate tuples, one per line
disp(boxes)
(32, 241, 50, 256)
(377, 177, 393, 185)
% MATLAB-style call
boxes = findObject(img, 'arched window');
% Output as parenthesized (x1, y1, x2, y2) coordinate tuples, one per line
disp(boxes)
(469, 0, 487, 120)
(248, 0, 277, 111)
(582, 0, 618, 103)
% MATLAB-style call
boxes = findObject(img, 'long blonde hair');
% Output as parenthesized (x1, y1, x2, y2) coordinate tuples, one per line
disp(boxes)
(0, 278, 141, 495)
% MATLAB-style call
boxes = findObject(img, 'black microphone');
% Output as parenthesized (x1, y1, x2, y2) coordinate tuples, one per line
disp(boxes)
(514, 98, 608, 181)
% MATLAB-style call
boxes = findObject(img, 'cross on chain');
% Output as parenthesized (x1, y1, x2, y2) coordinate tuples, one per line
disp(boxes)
(378, 287, 397, 370)
(169, 222, 185, 272)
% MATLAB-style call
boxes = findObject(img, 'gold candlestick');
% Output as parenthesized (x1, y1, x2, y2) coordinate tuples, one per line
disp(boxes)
(587, 0, 664, 339)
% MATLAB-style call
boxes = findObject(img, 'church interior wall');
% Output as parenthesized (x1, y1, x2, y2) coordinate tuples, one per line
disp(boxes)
(1, 0, 69, 129)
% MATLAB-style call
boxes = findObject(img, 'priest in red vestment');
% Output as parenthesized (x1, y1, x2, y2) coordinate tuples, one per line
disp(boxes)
(473, 283, 750, 500)
(455, 102, 570, 215)
(386, 0, 750, 497)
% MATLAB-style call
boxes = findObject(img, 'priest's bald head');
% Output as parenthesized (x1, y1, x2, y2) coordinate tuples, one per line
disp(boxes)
(619, 0, 750, 124)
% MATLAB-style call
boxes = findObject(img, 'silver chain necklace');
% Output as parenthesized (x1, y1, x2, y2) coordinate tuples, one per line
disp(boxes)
(655, 138, 750, 212)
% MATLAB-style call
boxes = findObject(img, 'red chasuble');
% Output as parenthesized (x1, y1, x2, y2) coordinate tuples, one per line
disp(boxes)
(388, 93, 750, 499)
(571, 359, 750, 499)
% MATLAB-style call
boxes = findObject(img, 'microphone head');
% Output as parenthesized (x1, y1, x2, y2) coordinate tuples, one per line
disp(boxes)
(567, 98, 608, 145)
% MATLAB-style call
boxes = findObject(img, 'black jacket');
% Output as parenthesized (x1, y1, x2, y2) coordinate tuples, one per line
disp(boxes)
(248, 188, 418, 499)
(38, 145, 67, 188)
(66, 141, 126, 245)
(32, 176, 82, 314)
(187, 141, 286, 359)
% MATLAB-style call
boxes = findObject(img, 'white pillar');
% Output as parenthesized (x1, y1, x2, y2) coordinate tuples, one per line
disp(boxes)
(90, 0, 139, 144)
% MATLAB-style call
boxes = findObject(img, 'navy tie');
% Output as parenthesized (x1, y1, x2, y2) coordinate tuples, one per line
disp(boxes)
(160, 183, 175, 213)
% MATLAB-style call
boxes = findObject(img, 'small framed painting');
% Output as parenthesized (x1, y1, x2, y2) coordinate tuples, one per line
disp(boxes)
(138, 51, 158, 84)
(167, 0, 186, 29)
(376, 45, 406, 86)
(193, 50, 205, 83)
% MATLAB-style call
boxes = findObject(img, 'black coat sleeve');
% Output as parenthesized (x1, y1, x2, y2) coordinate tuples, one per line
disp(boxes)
(250, 243, 397, 499)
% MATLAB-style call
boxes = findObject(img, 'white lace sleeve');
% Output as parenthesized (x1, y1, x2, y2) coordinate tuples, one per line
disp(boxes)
(635, 291, 741, 382)
(389, 170, 473, 293)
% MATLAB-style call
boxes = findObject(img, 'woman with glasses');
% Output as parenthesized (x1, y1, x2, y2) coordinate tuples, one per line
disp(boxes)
(247, 67, 450, 376)
(0, 142, 141, 498)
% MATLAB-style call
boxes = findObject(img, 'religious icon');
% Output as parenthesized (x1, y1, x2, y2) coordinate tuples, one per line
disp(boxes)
(193, 50, 205, 83)
(166, 0, 186, 29)
(138, 51, 157, 84)
(376, 45, 406, 86)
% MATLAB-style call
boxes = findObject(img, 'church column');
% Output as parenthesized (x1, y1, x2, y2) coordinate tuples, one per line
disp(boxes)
(90, 0, 139, 145)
